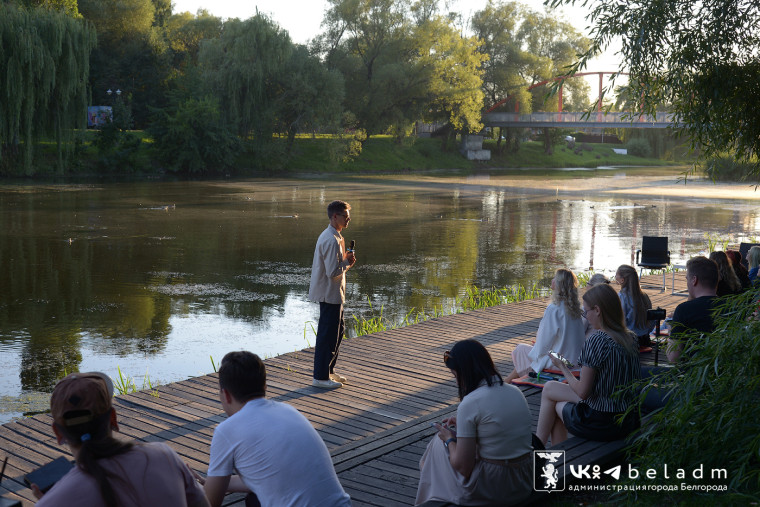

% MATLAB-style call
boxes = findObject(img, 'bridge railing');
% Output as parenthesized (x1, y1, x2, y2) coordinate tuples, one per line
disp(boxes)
(483, 111, 674, 126)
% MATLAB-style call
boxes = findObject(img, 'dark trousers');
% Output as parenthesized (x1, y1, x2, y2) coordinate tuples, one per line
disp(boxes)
(313, 302, 345, 380)
(640, 365, 675, 414)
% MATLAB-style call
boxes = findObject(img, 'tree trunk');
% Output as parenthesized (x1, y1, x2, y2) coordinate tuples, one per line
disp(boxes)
(543, 128, 553, 155)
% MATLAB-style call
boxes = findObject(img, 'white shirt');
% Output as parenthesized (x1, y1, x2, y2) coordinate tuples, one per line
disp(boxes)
(456, 381, 533, 460)
(308, 225, 350, 304)
(528, 302, 585, 372)
(207, 398, 350, 507)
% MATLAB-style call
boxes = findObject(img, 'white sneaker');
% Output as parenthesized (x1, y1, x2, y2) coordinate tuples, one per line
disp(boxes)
(329, 372, 347, 383)
(312, 378, 343, 389)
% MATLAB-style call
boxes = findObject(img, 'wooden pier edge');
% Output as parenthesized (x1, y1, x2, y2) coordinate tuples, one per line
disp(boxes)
(0, 273, 689, 506)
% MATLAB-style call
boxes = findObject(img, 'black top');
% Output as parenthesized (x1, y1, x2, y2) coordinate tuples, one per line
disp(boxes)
(578, 331, 641, 413)
(670, 296, 717, 361)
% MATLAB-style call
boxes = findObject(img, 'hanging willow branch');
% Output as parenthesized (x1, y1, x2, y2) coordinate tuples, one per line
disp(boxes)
(0, 4, 96, 175)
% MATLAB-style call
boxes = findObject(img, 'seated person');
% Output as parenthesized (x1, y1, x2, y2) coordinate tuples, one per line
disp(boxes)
(416, 339, 533, 506)
(505, 269, 585, 383)
(641, 256, 719, 413)
(726, 250, 750, 289)
(615, 265, 655, 347)
(202, 351, 350, 507)
(666, 256, 719, 363)
(748, 246, 760, 284)
(536, 284, 641, 446)
(709, 251, 742, 296)
(587, 273, 611, 287)
(34, 372, 209, 507)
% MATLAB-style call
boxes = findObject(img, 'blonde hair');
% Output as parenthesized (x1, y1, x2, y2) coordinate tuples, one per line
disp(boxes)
(748, 246, 760, 270)
(552, 268, 582, 319)
(582, 284, 637, 355)
(616, 264, 652, 328)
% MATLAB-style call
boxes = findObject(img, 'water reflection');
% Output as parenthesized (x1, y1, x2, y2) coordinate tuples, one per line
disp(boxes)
(0, 174, 758, 422)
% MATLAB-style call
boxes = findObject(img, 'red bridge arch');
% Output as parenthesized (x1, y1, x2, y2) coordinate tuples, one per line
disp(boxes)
(485, 71, 630, 114)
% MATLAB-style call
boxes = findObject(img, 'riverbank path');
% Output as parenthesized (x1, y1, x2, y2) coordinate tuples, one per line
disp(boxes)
(0, 273, 690, 506)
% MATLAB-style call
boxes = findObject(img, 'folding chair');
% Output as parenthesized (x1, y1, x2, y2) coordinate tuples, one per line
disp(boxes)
(636, 236, 670, 291)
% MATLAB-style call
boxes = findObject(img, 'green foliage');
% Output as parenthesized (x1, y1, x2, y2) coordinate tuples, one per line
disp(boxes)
(351, 283, 548, 337)
(703, 155, 759, 183)
(626, 138, 652, 158)
(0, 3, 96, 175)
(147, 96, 240, 174)
(484, 140, 673, 168)
(704, 233, 731, 254)
(200, 15, 292, 144)
(626, 290, 760, 502)
(318, 0, 486, 138)
(549, 0, 760, 179)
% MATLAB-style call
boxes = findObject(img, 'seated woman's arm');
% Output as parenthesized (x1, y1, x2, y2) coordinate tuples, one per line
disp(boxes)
(434, 424, 476, 480)
(445, 436, 476, 480)
(551, 355, 595, 400)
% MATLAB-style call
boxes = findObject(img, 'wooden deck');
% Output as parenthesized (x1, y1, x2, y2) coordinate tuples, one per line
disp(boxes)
(0, 274, 689, 506)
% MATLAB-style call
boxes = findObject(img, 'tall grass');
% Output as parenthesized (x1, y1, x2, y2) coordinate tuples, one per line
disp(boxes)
(351, 283, 549, 337)
(113, 367, 160, 398)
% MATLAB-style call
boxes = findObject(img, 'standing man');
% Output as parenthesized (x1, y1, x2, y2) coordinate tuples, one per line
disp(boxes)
(309, 200, 356, 389)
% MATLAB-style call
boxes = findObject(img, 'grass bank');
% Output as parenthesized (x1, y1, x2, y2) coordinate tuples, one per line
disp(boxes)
(13, 132, 684, 177)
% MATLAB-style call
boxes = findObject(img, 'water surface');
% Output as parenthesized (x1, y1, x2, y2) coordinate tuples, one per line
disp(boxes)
(1, 170, 757, 422)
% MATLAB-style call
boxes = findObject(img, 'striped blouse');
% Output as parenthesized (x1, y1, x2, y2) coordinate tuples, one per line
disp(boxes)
(578, 330, 641, 413)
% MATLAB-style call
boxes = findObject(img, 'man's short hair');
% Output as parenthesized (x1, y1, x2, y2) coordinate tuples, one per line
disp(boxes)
(218, 351, 266, 402)
(686, 256, 719, 289)
(327, 200, 350, 219)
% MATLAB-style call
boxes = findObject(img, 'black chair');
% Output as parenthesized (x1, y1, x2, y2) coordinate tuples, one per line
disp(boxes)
(636, 236, 670, 291)
(739, 242, 760, 269)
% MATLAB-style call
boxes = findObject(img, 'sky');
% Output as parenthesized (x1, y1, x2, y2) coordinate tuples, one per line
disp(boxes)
(170, 0, 625, 99)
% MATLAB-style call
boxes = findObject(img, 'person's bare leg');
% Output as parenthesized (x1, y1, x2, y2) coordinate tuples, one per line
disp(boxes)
(537, 382, 578, 445)
(505, 368, 520, 383)
(550, 401, 569, 445)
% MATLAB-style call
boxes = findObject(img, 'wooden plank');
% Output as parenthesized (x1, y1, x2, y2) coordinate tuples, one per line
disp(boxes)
(0, 275, 687, 506)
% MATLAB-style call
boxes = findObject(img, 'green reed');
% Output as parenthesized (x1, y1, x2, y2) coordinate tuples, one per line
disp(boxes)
(113, 367, 160, 398)
(351, 283, 548, 337)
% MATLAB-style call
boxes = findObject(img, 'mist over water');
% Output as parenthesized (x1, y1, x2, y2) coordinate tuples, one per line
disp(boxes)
(1, 172, 757, 422)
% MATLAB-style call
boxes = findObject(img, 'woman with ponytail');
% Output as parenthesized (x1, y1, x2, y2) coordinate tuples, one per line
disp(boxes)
(536, 284, 641, 445)
(33, 372, 209, 507)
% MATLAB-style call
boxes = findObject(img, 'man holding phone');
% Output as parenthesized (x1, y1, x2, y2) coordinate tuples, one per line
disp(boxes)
(308, 200, 356, 389)
(203, 351, 350, 507)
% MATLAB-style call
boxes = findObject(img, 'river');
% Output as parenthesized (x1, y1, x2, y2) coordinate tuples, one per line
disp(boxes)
(1, 168, 757, 422)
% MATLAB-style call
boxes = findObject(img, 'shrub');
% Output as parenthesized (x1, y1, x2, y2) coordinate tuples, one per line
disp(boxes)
(623, 289, 760, 503)
(148, 96, 240, 175)
(703, 155, 758, 182)
(626, 138, 653, 158)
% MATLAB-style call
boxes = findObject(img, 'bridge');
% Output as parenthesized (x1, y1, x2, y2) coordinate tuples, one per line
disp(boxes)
(483, 111, 674, 128)
(483, 71, 675, 129)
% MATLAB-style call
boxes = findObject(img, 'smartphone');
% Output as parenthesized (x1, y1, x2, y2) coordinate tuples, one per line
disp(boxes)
(23, 457, 73, 493)
(548, 350, 573, 368)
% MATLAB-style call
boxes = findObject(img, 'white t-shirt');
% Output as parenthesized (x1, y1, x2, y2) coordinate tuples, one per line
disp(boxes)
(36, 442, 208, 507)
(455, 381, 533, 460)
(207, 398, 351, 507)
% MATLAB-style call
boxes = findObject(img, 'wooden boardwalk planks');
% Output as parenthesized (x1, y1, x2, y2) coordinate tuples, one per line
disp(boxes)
(0, 273, 691, 506)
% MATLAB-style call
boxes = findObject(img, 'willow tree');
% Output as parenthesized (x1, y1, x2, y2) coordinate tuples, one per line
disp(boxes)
(199, 14, 293, 153)
(0, 4, 96, 175)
